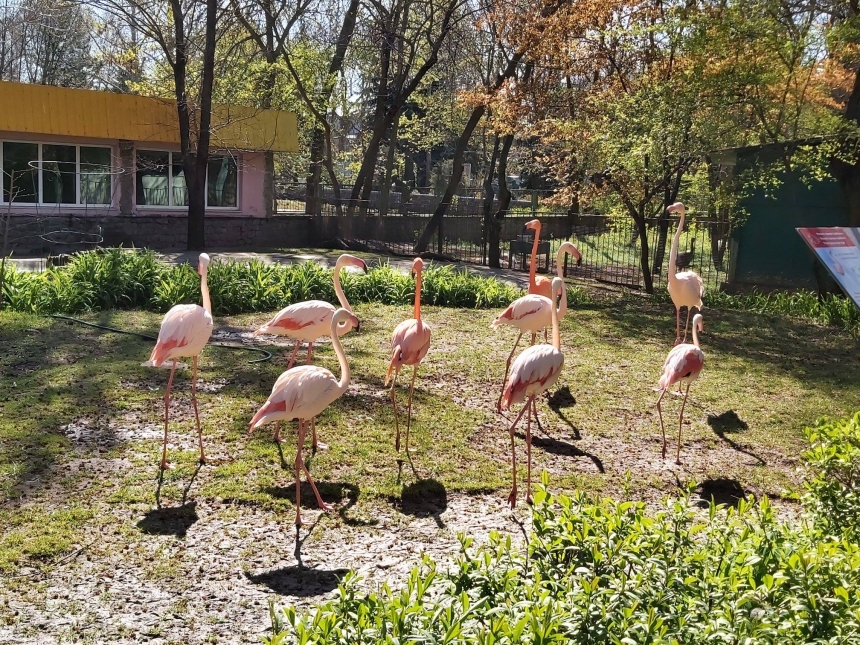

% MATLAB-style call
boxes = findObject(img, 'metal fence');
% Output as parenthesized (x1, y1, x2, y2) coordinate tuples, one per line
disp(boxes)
(276, 183, 730, 291)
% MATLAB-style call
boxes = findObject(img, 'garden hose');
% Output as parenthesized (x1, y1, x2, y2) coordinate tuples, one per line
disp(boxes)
(48, 314, 273, 364)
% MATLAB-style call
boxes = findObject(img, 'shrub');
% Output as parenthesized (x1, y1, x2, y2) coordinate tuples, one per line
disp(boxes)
(0, 250, 524, 315)
(264, 412, 860, 645)
(802, 413, 860, 542)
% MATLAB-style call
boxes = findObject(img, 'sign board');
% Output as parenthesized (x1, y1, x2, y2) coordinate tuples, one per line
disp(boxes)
(797, 227, 860, 308)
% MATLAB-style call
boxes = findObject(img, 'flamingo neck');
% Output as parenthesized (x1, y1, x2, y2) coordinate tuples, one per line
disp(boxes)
(331, 317, 351, 393)
(529, 224, 541, 291)
(551, 286, 560, 351)
(668, 210, 684, 280)
(413, 268, 423, 320)
(554, 245, 566, 279)
(556, 280, 568, 320)
(333, 257, 351, 311)
(200, 268, 211, 314)
(692, 323, 700, 349)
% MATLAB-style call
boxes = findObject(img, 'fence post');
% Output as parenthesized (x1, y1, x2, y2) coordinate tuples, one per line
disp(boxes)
(531, 190, 538, 217)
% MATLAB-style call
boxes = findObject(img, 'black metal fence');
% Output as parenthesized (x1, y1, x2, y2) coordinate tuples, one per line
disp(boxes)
(276, 183, 730, 291)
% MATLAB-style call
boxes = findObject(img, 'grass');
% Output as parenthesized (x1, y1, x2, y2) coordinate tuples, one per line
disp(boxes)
(1, 290, 859, 576)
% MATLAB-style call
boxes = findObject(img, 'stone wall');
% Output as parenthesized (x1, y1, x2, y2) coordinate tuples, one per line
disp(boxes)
(5, 214, 314, 256)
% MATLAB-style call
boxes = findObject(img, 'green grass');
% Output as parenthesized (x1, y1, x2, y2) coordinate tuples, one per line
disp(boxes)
(1, 294, 859, 573)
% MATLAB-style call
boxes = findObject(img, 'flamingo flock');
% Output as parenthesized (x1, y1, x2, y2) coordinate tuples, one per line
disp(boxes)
(146, 202, 706, 520)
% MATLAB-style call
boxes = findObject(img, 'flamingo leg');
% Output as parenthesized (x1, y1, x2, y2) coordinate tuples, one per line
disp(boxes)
(306, 341, 314, 365)
(300, 457, 333, 513)
(160, 360, 178, 470)
(682, 308, 691, 344)
(286, 339, 301, 370)
(530, 331, 536, 346)
(543, 328, 548, 344)
(311, 417, 328, 452)
(674, 307, 681, 345)
(506, 402, 530, 509)
(656, 388, 668, 459)
(677, 382, 692, 465)
(274, 421, 284, 443)
(526, 395, 534, 505)
(191, 356, 206, 464)
(497, 330, 524, 412)
(390, 368, 402, 451)
(293, 419, 309, 525)
(405, 366, 418, 453)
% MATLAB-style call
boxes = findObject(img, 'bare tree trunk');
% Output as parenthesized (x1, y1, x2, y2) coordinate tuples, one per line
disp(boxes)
(414, 51, 525, 252)
(487, 134, 514, 268)
(482, 134, 501, 266)
(379, 110, 400, 218)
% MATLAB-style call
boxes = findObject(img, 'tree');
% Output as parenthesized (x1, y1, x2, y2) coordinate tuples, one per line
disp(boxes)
(87, 0, 222, 250)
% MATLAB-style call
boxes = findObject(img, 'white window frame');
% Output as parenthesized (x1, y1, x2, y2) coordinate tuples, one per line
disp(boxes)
(0, 139, 113, 206)
(135, 150, 240, 210)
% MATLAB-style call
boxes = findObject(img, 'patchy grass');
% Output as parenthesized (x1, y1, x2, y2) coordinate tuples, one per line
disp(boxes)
(1, 294, 859, 578)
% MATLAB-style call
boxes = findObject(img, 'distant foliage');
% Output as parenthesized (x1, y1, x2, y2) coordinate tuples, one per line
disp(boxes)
(0, 249, 522, 315)
(265, 411, 860, 644)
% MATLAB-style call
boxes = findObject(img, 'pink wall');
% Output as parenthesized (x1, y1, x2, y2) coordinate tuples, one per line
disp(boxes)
(0, 131, 269, 218)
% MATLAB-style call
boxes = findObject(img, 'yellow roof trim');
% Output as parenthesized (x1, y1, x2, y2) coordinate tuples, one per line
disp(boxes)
(0, 81, 298, 153)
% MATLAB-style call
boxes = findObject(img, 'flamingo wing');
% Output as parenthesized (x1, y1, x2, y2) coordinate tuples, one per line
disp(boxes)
(148, 304, 212, 366)
(255, 300, 336, 339)
(501, 345, 564, 409)
(251, 366, 340, 428)
(659, 345, 704, 391)
(491, 294, 551, 331)
(670, 272, 705, 309)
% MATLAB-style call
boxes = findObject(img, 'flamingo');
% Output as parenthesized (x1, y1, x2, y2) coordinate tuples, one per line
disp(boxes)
(531, 237, 582, 300)
(249, 308, 360, 526)
(254, 254, 367, 367)
(655, 313, 705, 464)
(491, 276, 567, 412)
(500, 277, 565, 508)
(666, 202, 704, 345)
(385, 257, 432, 453)
(145, 253, 214, 470)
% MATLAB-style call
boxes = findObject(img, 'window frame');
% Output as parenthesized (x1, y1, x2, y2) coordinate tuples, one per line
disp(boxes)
(135, 150, 240, 211)
(0, 139, 113, 206)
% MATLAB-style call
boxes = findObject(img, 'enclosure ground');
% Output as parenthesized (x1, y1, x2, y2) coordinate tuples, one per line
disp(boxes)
(1, 295, 859, 643)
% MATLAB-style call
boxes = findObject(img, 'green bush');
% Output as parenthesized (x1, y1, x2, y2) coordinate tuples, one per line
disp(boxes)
(0, 249, 523, 315)
(802, 413, 860, 542)
(265, 413, 860, 645)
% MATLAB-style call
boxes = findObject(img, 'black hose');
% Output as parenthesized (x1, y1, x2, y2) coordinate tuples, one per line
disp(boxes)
(48, 314, 273, 364)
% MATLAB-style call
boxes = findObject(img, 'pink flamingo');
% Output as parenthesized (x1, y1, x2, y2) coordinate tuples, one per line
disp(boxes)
(528, 230, 582, 300)
(145, 253, 214, 470)
(666, 202, 704, 345)
(500, 277, 565, 508)
(249, 308, 359, 526)
(655, 313, 705, 464)
(385, 257, 432, 453)
(491, 272, 567, 412)
(254, 254, 367, 367)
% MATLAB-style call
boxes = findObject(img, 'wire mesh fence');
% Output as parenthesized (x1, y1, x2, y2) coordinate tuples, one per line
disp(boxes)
(276, 183, 730, 291)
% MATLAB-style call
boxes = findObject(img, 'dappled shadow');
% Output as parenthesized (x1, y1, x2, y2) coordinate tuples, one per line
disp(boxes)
(707, 410, 764, 465)
(591, 297, 860, 390)
(137, 501, 199, 537)
(245, 565, 348, 597)
(395, 479, 448, 528)
(694, 478, 749, 509)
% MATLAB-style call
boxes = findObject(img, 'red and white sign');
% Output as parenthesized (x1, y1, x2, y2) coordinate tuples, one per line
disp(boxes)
(797, 227, 860, 307)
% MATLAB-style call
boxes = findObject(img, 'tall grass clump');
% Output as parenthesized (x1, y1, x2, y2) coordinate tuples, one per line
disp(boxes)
(265, 411, 860, 645)
(706, 289, 860, 333)
(2, 249, 529, 315)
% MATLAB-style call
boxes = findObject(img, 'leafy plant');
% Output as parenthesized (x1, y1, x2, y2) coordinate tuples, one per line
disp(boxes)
(265, 412, 860, 644)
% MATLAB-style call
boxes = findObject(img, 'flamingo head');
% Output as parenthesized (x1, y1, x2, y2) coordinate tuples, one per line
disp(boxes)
(666, 202, 686, 216)
(524, 219, 541, 233)
(411, 257, 425, 277)
(558, 241, 582, 266)
(693, 313, 704, 334)
(551, 276, 564, 301)
(198, 253, 211, 275)
(333, 308, 361, 333)
(339, 253, 368, 273)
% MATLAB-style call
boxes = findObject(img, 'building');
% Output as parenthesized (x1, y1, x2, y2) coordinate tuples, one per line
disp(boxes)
(1, 81, 312, 254)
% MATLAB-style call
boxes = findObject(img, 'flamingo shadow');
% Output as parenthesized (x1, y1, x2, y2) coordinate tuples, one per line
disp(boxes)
(245, 565, 348, 597)
(694, 478, 750, 509)
(395, 479, 447, 528)
(707, 410, 765, 466)
(517, 431, 604, 474)
(545, 386, 580, 439)
(137, 501, 199, 537)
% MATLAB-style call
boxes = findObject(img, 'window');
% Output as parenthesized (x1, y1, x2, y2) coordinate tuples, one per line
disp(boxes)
(0, 141, 112, 205)
(136, 150, 238, 208)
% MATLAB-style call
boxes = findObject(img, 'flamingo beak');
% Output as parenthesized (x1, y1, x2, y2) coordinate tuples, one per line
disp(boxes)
(351, 314, 361, 332)
(576, 256, 582, 267)
(358, 259, 368, 273)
